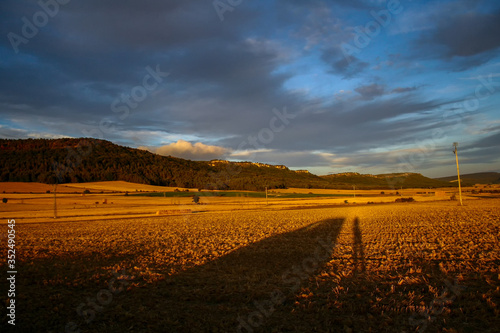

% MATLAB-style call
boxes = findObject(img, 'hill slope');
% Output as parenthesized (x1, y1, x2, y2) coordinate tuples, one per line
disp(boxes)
(320, 172, 455, 189)
(435, 172, 500, 186)
(0, 138, 327, 190)
(1, 138, 456, 190)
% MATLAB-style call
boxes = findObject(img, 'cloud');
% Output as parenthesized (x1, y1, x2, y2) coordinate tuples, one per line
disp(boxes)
(229, 149, 339, 169)
(142, 140, 230, 161)
(416, 8, 500, 70)
(279, 0, 375, 12)
(353, 84, 419, 101)
(321, 47, 369, 79)
(1, 0, 499, 178)
(0, 125, 71, 140)
(466, 130, 500, 149)
(354, 83, 385, 100)
(291, 4, 370, 78)
(391, 86, 418, 94)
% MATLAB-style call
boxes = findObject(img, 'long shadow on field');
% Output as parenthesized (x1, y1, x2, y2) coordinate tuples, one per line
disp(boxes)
(116, 218, 345, 332)
(352, 217, 365, 274)
(259, 217, 491, 333)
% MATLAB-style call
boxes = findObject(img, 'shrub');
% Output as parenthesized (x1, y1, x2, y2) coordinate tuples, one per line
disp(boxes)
(83, 189, 91, 194)
(2, 198, 7, 204)
(395, 197, 415, 203)
(192, 195, 200, 204)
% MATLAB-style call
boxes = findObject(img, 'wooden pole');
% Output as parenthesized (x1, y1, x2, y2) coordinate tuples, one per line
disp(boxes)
(453, 143, 463, 206)
(53, 183, 58, 218)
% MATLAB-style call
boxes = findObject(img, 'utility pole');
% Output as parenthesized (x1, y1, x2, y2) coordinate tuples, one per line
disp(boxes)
(353, 185, 356, 198)
(453, 142, 463, 206)
(53, 183, 58, 218)
(265, 186, 268, 205)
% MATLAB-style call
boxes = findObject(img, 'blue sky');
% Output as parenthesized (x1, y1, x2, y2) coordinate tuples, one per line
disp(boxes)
(1, 0, 500, 177)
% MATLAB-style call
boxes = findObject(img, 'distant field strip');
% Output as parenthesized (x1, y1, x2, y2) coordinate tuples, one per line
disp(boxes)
(132, 191, 349, 198)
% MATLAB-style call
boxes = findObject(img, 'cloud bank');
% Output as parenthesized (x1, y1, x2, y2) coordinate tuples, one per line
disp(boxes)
(1, 0, 499, 177)
(142, 140, 230, 161)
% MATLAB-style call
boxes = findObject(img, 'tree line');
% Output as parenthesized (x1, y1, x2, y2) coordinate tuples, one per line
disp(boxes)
(0, 138, 327, 190)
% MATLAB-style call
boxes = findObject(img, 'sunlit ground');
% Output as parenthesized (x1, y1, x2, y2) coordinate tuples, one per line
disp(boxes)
(1, 182, 499, 332)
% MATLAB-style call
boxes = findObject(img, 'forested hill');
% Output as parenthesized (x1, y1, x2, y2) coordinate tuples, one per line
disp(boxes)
(0, 138, 327, 190)
(1, 138, 455, 190)
(320, 172, 455, 189)
(0, 138, 209, 187)
(435, 172, 500, 186)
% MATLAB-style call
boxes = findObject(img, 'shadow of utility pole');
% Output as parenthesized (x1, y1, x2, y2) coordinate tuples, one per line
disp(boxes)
(353, 217, 366, 274)
(120, 218, 345, 332)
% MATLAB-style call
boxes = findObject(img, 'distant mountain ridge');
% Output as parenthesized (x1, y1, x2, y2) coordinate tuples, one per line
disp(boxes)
(321, 172, 455, 189)
(1, 138, 456, 190)
(435, 172, 500, 186)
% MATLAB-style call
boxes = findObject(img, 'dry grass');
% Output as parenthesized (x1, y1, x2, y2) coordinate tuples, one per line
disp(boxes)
(0, 181, 487, 224)
(1, 195, 499, 332)
(61, 181, 189, 193)
(0, 182, 78, 194)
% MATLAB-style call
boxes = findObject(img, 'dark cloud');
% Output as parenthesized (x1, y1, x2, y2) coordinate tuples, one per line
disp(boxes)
(355, 83, 385, 100)
(446, 131, 500, 165)
(352, 84, 419, 101)
(321, 47, 369, 78)
(0, 0, 275, 138)
(217, 93, 465, 160)
(416, 8, 500, 70)
(1, 0, 499, 177)
(467, 131, 500, 148)
(278, 0, 376, 11)
(289, 2, 371, 79)
(391, 86, 418, 94)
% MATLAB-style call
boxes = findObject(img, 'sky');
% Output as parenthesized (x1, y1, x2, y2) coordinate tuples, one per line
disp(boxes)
(1, 0, 500, 178)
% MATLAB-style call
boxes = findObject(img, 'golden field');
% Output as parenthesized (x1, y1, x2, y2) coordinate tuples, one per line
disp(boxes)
(1, 182, 499, 332)
(0, 181, 490, 223)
